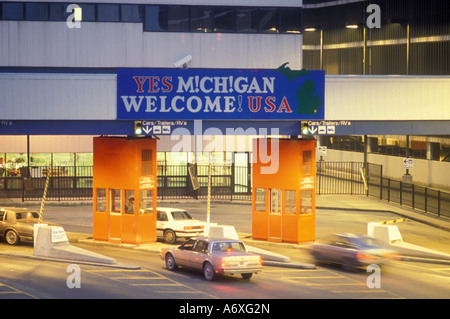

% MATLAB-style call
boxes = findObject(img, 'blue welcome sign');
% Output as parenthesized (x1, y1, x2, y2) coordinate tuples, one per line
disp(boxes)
(117, 64, 324, 120)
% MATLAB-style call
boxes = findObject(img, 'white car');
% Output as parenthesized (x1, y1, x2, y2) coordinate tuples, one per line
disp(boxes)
(156, 207, 206, 244)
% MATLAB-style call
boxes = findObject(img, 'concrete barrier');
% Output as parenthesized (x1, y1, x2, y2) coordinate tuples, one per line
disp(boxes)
(370, 224, 450, 261)
(34, 225, 116, 264)
(205, 225, 239, 240)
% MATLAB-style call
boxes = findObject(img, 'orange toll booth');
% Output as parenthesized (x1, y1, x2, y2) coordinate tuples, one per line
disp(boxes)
(252, 138, 316, 244)
(93, 136, 157, 244)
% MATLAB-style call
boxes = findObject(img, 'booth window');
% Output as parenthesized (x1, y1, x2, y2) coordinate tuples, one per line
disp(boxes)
(270, 188, 282, 215)
(255, 188, 266, 211)
(303, 150, 312, 175)
(96, 188, 106, 212)
(301, 190, 313, 214)
(124, 190, 135, 214)
(142, 149, 153, 175)
(110, 189, 122, 214)
(285, 190, 297, 214)
(139, 190, 153, 214)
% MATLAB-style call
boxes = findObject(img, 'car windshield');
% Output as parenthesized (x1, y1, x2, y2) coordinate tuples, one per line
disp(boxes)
(15, 211, 40, 219)
(350, 236, 382, 248)
(212, 241, 246, 252)
(171, 211, 193, 220)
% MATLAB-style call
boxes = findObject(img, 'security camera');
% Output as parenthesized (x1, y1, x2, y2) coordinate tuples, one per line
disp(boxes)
(173, 55, 192, 69)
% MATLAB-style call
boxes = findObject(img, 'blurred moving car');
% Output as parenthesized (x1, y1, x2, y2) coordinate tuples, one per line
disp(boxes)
(0, 207, 58, 245)
(310, 233, 399, 271)
(157, 207, 206, 244)
(160, 237, 263, 281)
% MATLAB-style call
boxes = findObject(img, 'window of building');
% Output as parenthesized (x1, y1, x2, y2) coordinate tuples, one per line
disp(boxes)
(167, 5, 189, 31)
(49, 3, 68, 21)
(98, 4, 119, 22)
(236, 7, 257, 33)
(79, 3, 96, 22)
(144, 5, 167, 31)
(213, 7, 235, 32)
(280, 7, 301, 33)
(1, 3, 24, 20)
(190, 6, 213, 32)
(26, 3, 48, 21)
(121, 4, 142, 22)
(258, 8, 279, 33)
(0, 3, 302, 37)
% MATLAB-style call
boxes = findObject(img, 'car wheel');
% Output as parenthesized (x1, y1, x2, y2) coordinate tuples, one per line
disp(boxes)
(241, 273, 253, 280)
(342, 258, 358, 272)
(164, 230, 177, 244)
(165, 253, 178, 270)
(5, 230, 20, 245)
(203, 262, 215, 281)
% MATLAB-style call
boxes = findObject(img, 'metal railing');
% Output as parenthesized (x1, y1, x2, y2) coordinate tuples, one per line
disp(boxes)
(377, 178, 450, 219)
(1, 162, 449, 219)
(0, 166, 93, 201)
(158, 163, 251, 201)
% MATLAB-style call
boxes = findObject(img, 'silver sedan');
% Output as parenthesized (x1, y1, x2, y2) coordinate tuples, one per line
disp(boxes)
(160, 237, 263, 281)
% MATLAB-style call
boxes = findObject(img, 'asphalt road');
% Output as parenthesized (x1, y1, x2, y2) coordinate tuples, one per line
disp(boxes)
(0, 201, 449, 302)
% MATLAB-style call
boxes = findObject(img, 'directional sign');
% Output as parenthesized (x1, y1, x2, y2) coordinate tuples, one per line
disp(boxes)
(141, 120, 188, 136)
(402, 158, 413, 169)
(307, 121, 353, 135)
(317, 146, 327, 156)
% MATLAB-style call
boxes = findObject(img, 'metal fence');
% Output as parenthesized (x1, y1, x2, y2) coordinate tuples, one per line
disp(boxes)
(1, 162, 449, 219)
(0, 166, 93, 201)
(316, 161, 366, 195)
(158, 164, 251, 201)
(377, 178, 450, 219)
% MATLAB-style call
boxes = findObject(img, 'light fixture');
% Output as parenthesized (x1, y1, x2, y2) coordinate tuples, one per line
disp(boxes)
(304, 27, 317, 32)
(345, 24, 359, 29)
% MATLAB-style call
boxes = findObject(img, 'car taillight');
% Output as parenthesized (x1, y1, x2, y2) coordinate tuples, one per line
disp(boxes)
(384, 252, 401, 260)
(356, 253, 375, 261)
(183, 225, 204, 230)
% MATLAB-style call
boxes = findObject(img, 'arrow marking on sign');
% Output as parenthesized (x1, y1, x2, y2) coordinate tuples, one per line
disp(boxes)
(309, 126, 318, 134)
(143, 126, 153, 134)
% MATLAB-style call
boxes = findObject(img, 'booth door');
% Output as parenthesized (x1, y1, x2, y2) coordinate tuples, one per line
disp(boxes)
(268, 188, 282, 241)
